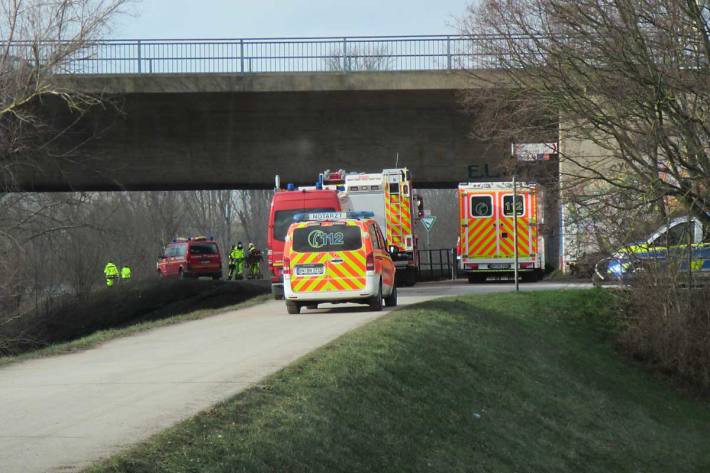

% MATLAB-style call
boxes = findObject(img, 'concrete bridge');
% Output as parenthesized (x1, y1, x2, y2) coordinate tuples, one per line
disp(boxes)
(15, 35, 555, 191)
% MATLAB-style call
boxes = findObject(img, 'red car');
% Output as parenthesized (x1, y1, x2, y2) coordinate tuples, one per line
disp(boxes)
(157, 237, 222, 280)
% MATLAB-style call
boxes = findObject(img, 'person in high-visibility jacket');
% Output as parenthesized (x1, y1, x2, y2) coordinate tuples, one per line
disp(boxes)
(120, 265, 132, 281)
(104, 261, 119, 287)
(228, 242, 245, 280)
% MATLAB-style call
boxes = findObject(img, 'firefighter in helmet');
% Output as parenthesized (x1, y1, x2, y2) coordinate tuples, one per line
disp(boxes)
(246, 242, 263, 279)
(228, 242, 245, 280)
(104, 260, 119, 287)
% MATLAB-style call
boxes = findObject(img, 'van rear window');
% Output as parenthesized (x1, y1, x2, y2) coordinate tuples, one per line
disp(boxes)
(273, 208, 335, 242)
(292, 225, 362, 253)
(189, 243, 218, 255)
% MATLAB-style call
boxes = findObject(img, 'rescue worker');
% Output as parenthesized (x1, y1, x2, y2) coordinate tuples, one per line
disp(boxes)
(120, 265, 132, 282)
(104, 260, 119, 287)
(246, 242, 263, 280)
(228, 242, 245, 280)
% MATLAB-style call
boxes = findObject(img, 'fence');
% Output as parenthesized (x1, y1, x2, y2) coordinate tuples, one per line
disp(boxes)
(416, 248, 457, 282)
(5, 35, 516, 75)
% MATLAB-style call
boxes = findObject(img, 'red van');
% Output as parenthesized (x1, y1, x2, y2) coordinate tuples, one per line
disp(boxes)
(268, 187, 347, 298)
(157, 237, 222, 280)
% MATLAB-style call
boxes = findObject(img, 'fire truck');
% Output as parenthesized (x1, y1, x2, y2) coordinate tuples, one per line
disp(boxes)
(268, 176, 351, 299)
(457, 181, 545, 282)
(322, 168, 423, 286)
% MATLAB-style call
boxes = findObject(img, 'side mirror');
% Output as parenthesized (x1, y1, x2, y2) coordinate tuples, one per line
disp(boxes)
(388, 245, 398, 255)
(415, 195, 425, 217)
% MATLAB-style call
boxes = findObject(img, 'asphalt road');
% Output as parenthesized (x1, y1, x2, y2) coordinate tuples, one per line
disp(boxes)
(0, 280, 589, 473)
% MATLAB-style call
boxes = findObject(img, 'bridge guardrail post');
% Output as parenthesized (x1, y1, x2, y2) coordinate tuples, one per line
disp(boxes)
(137, 40, 142, 74)
(342, 37, 348, 72)
(446, 35, 452, 70)
(240, 39, 244, 74)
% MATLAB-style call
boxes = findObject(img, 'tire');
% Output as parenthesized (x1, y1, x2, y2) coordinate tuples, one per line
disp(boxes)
(369, 282, 384, 311)
(397, 269, 417, 287)
(286, 301, 301, 315)
(467, 273, 484, 284)
(272, 285, 284, 300)
(384, 284, 397, 307)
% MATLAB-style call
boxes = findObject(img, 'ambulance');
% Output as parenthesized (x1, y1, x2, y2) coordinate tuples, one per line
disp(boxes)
(282, 211, 397, 314)
(329, 168, 422, 286)
(457, 181, 545, 282)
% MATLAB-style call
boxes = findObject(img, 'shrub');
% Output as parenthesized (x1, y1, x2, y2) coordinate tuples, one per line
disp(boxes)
(621, 269, 710, 391)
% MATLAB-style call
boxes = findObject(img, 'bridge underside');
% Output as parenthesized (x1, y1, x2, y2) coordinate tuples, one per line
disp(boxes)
(14, 71, 551, 191)
(22, 92, 511, 191)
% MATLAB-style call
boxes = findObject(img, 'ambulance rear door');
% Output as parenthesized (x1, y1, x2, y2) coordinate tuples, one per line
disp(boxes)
(289, 222, 367, 293)
(460, 189, 498, 260)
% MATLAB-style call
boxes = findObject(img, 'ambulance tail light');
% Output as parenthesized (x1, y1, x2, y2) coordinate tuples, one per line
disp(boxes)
(520, 262, 534, 269)
(282, 256, 291, 276)
(366, 253, 375, 271)
(464, 263, 479, 270)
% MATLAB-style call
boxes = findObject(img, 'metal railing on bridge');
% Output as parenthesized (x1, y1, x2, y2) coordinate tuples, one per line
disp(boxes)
(5, 35, 512, 74)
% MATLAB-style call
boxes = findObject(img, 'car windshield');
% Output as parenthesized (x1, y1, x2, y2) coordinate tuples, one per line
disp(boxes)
(273, 208, 335, 242)
(292, 224, 362, 253)
(189, 243, 218, 255)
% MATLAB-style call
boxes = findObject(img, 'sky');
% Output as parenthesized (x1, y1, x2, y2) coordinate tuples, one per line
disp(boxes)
(113, 0, 472, 39)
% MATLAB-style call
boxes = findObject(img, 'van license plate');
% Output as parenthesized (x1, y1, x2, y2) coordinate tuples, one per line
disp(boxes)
(296, 264, 325, 276)
(489, 263, 510, 270)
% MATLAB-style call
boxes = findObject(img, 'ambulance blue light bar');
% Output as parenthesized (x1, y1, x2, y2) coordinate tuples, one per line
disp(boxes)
(293, 211, 375, 222)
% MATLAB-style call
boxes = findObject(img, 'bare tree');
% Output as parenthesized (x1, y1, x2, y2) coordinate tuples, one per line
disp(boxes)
(460, 0, 710, 228)
(0, 0, 130, 189)
(326, 45, 394, 71)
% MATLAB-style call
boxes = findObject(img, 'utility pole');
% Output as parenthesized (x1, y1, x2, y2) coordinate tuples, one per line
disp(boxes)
(513, 175, 520, 292)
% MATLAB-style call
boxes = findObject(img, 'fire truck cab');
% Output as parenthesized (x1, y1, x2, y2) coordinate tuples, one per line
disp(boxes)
(268, 178, 351, 299)
(457, 181, 545, 282)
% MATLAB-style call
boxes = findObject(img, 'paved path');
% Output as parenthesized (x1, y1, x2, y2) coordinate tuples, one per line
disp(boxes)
(0, 281, 588, 472)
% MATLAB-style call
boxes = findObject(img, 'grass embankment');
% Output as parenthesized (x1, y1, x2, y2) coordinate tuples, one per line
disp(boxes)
(89, 290, 710, 473)
(0, 279, 270, 364)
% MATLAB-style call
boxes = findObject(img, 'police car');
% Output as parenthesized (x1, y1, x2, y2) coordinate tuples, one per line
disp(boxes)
(282, 211, 397, 314)
(593, 214, 710, 285)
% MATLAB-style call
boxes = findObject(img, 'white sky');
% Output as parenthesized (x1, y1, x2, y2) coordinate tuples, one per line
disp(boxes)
(113, 0, 472, 38)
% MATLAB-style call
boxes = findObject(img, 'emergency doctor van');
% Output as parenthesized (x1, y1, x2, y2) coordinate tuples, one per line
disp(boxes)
(282, 211, 397, 314)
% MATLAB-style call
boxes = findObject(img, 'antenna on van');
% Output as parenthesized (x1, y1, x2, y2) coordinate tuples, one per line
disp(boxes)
(395, 152, 399, 168)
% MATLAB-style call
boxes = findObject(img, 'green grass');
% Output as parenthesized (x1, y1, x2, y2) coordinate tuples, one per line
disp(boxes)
(0, 295, 270, 368)
(88, 290, 710, 473)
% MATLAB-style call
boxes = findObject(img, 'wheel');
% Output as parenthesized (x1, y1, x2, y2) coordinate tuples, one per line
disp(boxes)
(272, 285, 284, 300)
(369, 282, 383, 311)
(396, 269, 417, 287)
(467, 273, 484, 284)
(384, 284, 397, 307)
(286, 301, 301, 314)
